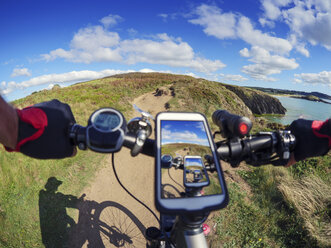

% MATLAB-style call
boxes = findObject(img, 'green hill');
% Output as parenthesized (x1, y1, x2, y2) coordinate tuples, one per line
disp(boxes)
(0, 72, 329, 247)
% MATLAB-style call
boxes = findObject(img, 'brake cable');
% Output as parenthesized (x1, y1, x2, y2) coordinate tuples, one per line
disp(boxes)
(111, 153, 161, 225)
(168, 168, 185, 190)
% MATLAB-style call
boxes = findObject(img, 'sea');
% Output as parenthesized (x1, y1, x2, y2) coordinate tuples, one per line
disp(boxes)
(265, 96, 331, 125)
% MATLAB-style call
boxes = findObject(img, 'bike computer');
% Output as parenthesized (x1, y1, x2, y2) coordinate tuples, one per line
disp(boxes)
(86, 108, 126, 153)
(155, 112, 228, 214)
(91, 109, 123, 132)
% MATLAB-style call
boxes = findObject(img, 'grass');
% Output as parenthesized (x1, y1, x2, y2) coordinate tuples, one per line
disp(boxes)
(210, 154, 331, 248)
(1, 72, 330, 247)
(0, 149, 106, 247)
(0, 73, 179, 247)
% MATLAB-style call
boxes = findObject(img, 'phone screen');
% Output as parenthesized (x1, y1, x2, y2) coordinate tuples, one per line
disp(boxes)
(160, 120, 222, 199)
(184, 157, 210, 188)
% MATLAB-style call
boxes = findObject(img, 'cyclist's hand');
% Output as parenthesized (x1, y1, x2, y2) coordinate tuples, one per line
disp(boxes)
(7, 99, 76, 159)
(287, 118, 331, 165)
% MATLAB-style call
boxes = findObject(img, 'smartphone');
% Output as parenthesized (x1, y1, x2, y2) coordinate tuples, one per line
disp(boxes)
(155, 112, 228, 214)
(183, 156, 210, 188)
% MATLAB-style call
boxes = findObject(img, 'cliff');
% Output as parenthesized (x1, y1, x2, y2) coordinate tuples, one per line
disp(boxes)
(107, 73, 286, 116)
(222, 84, 286, 115)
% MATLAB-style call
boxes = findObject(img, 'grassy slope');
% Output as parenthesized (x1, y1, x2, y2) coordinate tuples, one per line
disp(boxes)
(0, 73, 180, 247)
(0, 72, 329, 247)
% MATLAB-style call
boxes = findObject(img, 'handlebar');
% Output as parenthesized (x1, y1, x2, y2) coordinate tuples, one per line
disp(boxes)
(216, 131, 296, 167)
(69, 109, 296, 167)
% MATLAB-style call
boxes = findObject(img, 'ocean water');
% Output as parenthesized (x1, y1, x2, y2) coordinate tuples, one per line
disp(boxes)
(265, 96, 331, 125)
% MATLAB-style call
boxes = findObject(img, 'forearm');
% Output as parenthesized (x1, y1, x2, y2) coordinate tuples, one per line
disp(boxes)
(0, 96, 18, 149)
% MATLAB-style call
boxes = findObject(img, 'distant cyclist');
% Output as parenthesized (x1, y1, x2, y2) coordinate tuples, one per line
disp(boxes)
(0, 96, 330, 163)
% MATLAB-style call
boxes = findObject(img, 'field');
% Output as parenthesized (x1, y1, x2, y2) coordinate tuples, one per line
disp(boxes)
(0, 73, 330, 247)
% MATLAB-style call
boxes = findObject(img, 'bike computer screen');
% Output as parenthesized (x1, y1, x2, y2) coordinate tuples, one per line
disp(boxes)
(156, 112, 228, 214)
(87, 108, 126, 153)
(91, 110, 123, 132)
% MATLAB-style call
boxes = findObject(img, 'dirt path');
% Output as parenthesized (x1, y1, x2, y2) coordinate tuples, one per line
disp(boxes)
(70, 86, 252, 247)
(70, 87, 172, 247)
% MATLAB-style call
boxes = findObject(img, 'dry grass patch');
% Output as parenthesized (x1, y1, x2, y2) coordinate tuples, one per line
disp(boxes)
(278, 175, 331, 246)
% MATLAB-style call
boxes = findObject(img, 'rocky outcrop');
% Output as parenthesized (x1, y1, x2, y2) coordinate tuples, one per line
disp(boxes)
(290, 95, 331, 105)
(223, 85, 286, 115)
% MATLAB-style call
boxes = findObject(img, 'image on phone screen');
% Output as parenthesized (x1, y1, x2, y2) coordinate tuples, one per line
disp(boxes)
(183, 156, 210, 188)
(160, 120, 222, 199)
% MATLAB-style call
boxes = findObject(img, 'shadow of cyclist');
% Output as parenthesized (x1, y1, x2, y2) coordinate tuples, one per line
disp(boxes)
(39, 177, 80, 248)
(39, 177, 147, 248)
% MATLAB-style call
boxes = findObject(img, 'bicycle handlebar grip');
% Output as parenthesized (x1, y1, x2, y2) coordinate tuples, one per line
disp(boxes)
(212, 110, 252, 138)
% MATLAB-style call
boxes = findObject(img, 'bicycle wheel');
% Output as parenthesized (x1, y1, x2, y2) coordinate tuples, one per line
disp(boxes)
(94, 201, 147, 248)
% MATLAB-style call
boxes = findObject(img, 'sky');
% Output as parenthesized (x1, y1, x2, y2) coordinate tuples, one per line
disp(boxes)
(1, 0, 331, 101)
(161, 120, 210, 146)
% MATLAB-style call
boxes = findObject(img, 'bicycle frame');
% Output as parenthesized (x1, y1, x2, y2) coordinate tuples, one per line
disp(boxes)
(71, 107, 295, 247)
(168, 214, 208, 248)
(146, 212, 208, 248)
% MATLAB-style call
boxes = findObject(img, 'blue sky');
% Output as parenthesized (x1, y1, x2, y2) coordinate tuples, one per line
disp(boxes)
(185, 157, 204, 167)
(161, 120, 210, 146)
(1, 0, 331, 101)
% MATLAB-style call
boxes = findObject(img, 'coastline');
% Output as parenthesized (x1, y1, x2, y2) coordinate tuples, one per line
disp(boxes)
(289, 95, 331, 105)
(270, 94, 331, 105)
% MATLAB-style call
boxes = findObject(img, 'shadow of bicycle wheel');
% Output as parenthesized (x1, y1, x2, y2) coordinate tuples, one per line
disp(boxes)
(70, 200, 147, 248)
(96, 201, 147, 247)
(39, 177, 148, 248)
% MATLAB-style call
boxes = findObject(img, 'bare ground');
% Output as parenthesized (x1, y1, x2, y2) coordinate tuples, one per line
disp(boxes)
(69, 86, 252, 247)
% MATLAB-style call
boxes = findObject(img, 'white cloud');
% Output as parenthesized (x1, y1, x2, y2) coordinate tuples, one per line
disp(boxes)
(161, 128, 209, 146)
(237, 16, 292, 54)
(127, 28, 138, 36)
(282, 1, 331, 50)
(220, 74, 248, 82)
(42, 20, 225, 73)
(0, 68, 201, 96)
(139, 68, 157, 73)
(100, 14, 123, 28)
(259, 17, 275, 28)
(42, 25, 122, 63)
(138, 68, 199, 78)
(158, 13, 180, 22)
(240, 46, 298, 81)
(1, 69, 134, 95)
(294, 71, 331, 87)
(288, 34, 310, 57)
(189, 4, 237, 39)
(259, 0, 331, 52)
(46, 84, 55, 90)
(189, 4, 292, 54)
(11, 68, 31, 77)
(120, 36, 194, 64)
(184, 72, 199, 78)
(260, 0, 292, 21)
(158, 13, 169, 22)
(0, 81, 16, 95)
(292, 78, 302, 84)
(241, 64, 278, 81)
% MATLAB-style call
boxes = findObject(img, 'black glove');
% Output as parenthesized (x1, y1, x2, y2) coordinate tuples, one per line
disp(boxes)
(7, 99, 76, 159)
(288, 118, 331, 161)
